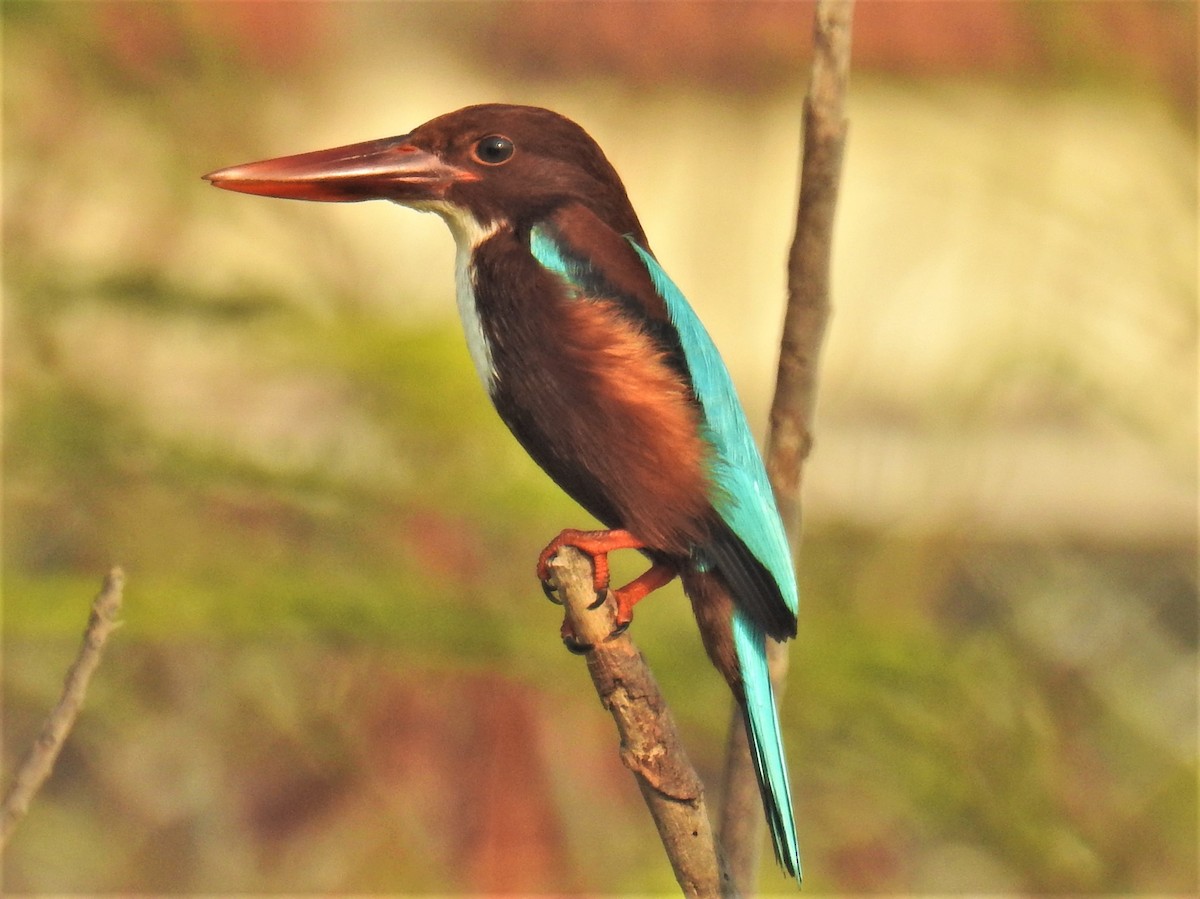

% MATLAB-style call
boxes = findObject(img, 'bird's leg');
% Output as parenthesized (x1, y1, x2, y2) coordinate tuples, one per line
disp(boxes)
(608, 559, 678, 627)
(537, 528, 679, 652)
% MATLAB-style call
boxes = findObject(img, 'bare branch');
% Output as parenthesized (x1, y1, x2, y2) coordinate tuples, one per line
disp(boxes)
(548, 548, 739, 898)
(1, 567, 126, 850)
(720, 0, 855, 889)
(769, 0, 854, 521)
(716, 712, 761, 884)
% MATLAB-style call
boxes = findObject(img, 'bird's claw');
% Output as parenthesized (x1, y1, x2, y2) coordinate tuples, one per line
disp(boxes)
(562, 632, 592, 654)
(539, 564, 605, 608)
(540, 576, 563, 605)
(560, 625, 629, 655)
(538, 545, 606, 608)
(559, 611, 630, 655)
(536, 529, 614, 594)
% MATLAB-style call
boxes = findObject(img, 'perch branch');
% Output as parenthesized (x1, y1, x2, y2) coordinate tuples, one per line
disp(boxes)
(1, 567, 126, 850)
(547, 548, 738, 898)
(719, 0, 855, 889)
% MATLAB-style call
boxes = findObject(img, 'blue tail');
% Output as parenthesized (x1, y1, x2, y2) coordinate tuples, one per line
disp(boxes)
(733, 609, 802, 880)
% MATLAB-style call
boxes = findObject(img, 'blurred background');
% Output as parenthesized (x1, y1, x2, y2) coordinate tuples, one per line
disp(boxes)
(3, 1, 1195, 894)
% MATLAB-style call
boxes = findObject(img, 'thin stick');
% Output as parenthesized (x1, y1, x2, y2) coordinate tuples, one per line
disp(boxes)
(1, 567, 126, 850)
(719, 0, 855, 889)
(769, 0, 854, 512)
(548, 548, 739, 898)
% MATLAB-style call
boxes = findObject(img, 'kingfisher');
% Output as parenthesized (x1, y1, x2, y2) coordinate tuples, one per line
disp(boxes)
(204, 103, 801, 879)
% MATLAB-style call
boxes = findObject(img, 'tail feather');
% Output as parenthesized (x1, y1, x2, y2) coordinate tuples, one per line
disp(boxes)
(732, 608, 802, 880)
(683, 569, 801, 881)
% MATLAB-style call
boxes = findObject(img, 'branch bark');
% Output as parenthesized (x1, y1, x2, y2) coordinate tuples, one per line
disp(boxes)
(1, 567, 126, 850)
(547, 548, 738, 898)
(719, 0, 854, 890)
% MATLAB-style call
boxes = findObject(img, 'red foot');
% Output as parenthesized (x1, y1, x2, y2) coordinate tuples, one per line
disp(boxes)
(537, 528, 679, 631)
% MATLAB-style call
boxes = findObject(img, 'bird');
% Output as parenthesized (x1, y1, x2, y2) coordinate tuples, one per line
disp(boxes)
(204, 103, 801, 880)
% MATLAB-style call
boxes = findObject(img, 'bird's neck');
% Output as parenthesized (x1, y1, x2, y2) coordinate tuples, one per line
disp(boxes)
(412, 200, 504, 392)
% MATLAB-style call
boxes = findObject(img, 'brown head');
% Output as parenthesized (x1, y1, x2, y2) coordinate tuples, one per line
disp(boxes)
(204, 103, 647, 245)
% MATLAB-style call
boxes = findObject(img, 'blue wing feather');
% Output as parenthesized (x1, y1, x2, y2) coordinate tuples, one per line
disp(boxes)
(530, 224, 588, 289)
(629, 243, 798, 616)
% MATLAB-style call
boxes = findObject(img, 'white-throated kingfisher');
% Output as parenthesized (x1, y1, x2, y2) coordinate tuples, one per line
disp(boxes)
(205, 104, 802, 879)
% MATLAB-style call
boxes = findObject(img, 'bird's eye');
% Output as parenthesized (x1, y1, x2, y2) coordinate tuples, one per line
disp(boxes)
(472, 135, 515, 166)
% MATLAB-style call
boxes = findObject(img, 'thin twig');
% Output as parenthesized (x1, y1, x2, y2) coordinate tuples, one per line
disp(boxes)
(716, 710, 762, 885)
(548, 548, 739, 898)
(769, 0, 854, 514)
(1, 567, 126, 850)
(719, 0, 855, 890)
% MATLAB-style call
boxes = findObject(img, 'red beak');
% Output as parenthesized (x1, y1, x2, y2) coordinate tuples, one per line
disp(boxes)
(203, 135, 477, 203)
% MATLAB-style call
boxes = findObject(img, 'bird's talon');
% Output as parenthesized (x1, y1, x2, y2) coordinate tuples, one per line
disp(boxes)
(541, 578, 563, 604)
(587, 588, 608, 611)
(606, 619, 631, 641)
(562, 633, 593, 655)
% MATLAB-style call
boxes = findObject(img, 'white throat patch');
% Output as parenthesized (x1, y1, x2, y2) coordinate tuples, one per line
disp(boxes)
(407, 200, 501, 393)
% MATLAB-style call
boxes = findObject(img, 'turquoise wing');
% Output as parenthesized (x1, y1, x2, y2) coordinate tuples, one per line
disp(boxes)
(629, 242, 798, 617)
